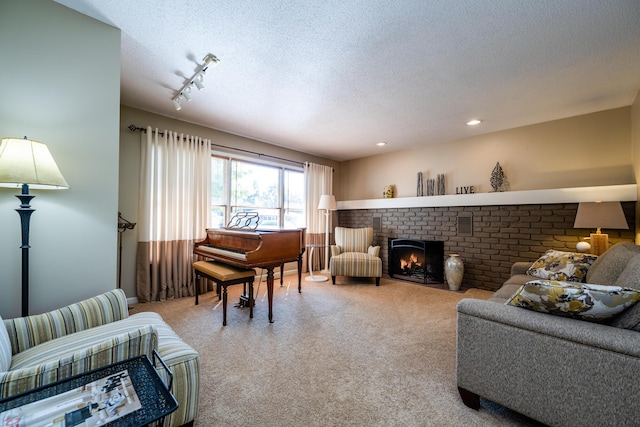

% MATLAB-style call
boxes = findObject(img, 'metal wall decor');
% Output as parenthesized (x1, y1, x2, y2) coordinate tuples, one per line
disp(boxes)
(490, 162, 506, 192)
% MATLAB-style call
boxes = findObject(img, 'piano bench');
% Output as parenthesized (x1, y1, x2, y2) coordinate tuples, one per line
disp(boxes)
(193, 260, 256, 326)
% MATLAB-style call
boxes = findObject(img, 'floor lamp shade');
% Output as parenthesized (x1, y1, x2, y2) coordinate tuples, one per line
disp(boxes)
(573, 201, 628, 256)
(0, 137, 69, 317)
(318, 194, 337, 211)
(0, 138, 69, 189)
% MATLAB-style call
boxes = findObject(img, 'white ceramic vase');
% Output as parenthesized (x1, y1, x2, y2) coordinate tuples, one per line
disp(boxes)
(445, 254, 464, 291)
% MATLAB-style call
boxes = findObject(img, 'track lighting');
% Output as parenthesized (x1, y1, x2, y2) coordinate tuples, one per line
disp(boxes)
(171, 53, 219, 110)
(172, 96, 183, 111)
(193, 74, 205, 90)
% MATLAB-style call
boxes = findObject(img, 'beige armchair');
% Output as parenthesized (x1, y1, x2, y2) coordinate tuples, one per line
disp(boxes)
(329, 227, 382, 285)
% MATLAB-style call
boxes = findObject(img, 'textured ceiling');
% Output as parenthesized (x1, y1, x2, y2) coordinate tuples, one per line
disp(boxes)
(54, 0, 640, 161)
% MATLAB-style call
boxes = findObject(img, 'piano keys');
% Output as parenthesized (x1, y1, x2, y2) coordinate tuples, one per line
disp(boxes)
(193, 227, 306, 322)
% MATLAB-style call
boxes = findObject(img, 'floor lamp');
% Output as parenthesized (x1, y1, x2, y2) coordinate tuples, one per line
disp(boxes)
(0, 137, 69, 317)
(318, 194, 337, 274)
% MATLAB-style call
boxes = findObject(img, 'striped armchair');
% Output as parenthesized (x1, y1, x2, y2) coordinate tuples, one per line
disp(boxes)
(330, 226, 382, 285)
(0, 289, 199, 427)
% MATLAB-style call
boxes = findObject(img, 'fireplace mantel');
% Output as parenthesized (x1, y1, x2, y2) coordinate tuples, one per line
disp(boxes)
(337, 184, 637, 210)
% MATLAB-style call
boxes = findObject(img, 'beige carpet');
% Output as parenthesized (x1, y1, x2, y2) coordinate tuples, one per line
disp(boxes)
(132, 275, 542, 426)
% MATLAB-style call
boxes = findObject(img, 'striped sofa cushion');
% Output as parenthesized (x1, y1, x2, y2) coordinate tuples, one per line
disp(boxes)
(0, 315, 10, 373)
(335, 227, 373, 253)
(330, 252, 383, 277)
(3, 289, 129, 355)
(1, 323, 157, 398)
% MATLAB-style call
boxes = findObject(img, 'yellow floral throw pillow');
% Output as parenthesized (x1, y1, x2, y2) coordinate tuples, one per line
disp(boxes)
(526, 250, 598, 282)
(506, 280, 640, 322)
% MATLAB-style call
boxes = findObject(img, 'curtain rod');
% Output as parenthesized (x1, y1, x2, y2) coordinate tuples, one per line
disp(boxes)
(128, 124, 305, 167)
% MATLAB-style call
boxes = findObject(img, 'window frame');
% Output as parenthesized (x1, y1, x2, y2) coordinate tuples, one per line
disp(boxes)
(211, 151, 305, 229)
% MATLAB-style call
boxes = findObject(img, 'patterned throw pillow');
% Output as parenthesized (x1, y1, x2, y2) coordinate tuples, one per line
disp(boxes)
(506, 280, 640, 322)
(526, 250, 598, 282)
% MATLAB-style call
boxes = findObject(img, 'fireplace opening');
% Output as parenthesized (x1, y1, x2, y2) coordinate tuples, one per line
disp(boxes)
(389, 238, 444, 284)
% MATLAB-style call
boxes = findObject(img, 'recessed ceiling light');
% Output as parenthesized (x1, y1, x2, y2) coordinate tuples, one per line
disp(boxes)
(466, 119, 482, 126)
(376, 142, 387, 147)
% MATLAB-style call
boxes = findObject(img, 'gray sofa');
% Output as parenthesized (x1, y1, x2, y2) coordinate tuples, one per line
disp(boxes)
(456, 242, 640, 427)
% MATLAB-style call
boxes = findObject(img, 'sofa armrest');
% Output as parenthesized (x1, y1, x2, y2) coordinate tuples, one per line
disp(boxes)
(3, 289, 129, 355)
(510, 261, 532, 277)
(0, 324, 157, 399)
(330, 245, 342, 256)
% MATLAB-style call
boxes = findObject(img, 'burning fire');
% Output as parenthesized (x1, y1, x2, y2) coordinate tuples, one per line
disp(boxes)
(400, 253, 421, 270)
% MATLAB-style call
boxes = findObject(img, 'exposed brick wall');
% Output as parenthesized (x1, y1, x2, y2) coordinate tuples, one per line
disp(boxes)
(337, 201, 636, 291)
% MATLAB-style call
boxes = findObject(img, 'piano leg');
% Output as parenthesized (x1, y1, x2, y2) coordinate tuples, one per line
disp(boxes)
(280, 264, 284, 287)
(266, 267, 275, 323)
(249, 278, 254, 319)
(222, 284, 228, 326)
(297, 253, 303, 293)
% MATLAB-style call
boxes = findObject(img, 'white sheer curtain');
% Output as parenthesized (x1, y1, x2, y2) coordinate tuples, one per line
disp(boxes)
(304, 162, 333, 271)
(136, 127, 211, 302)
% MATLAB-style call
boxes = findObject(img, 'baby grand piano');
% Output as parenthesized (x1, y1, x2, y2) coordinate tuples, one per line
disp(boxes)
(193, 227, 305, 322)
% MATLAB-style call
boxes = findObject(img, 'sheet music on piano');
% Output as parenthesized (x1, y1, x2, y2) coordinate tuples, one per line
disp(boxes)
(226, 211, 259, 230)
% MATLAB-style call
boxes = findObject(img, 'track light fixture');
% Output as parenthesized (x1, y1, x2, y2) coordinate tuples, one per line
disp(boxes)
(193, 74, 205, 90)
(171, 53, 219, 110)
(172, 96, 183, 111)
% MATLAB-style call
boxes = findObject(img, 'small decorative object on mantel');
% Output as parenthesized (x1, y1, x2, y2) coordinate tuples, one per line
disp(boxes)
(455, 186, 475, 194)
(490, 162, 506, 192)
(383, 185, 394, 198)
(417, 172, 424, 196)
(445, 254, 464, 291)
(437, 174, 445, 195)
(427, 179, 435, 196)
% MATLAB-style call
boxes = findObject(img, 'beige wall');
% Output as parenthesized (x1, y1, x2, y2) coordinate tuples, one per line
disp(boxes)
(0, 1, 121, 317)
(121, 103, 640, 298)
(631, 91, 640, 243)
(118, 106, 340, 298)
(340, 107, 633, 200)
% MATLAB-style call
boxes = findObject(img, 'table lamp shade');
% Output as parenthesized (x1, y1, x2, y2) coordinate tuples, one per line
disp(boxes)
(0, 137, 69, 189)
(573, 201, 628, 232)
(574, 201, 628, 256)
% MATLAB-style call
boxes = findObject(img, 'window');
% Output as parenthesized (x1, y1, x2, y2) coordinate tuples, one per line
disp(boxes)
(211, 154, 305, 229)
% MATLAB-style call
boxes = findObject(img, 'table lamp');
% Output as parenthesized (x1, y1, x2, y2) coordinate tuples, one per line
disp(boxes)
(573, 201, 628, 256)
(0, 137, 69, 316)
